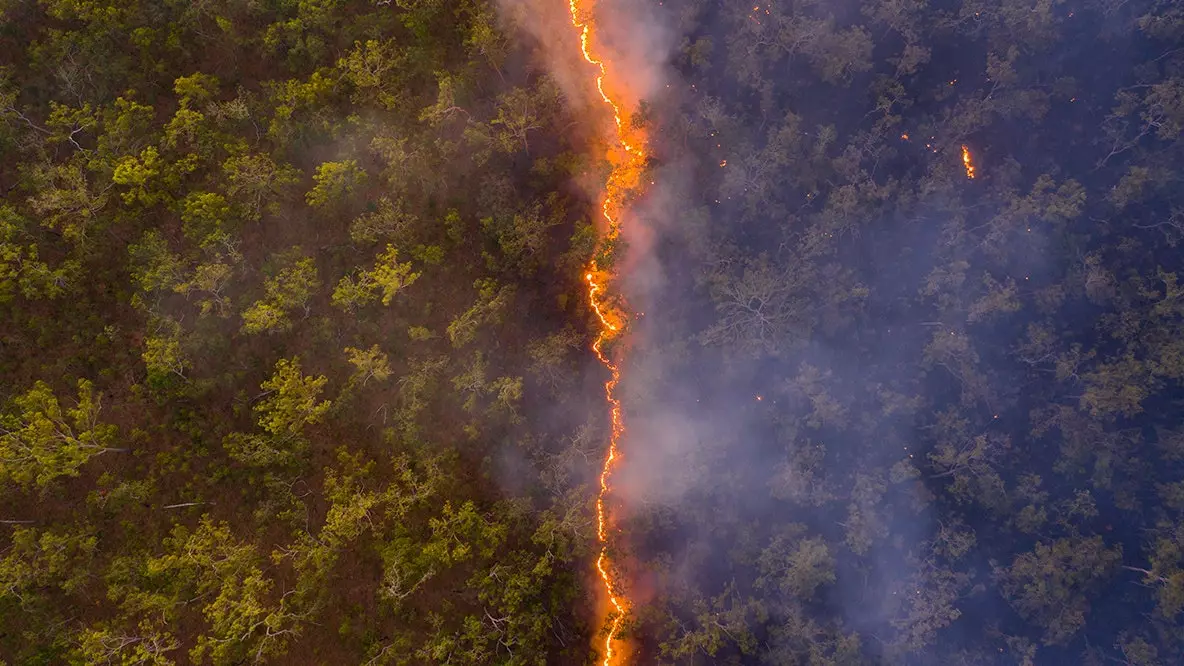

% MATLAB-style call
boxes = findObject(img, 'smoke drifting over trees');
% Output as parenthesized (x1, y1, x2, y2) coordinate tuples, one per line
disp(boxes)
(607, 0, 1184, 663)
(0, 0, 1183, 664)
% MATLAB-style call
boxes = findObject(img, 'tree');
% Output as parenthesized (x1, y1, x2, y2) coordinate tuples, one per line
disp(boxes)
(262, 359, 331, 433)
(886, 554, 974, 654)
(345, 344, 392, 387)
(0, 379, 122, 489)
(526, 328, 581, 392)
(0, 205, 78, 302)
(180, 191, 234, 248)
(996, 536, 1122, 645)
(223, 357, 330, 468)
(844, 472, 889, 555)
(331, 245, 419, 312)
(1126, 523, 1184, 618)
(142, 317, 189, 387)
(222, 153, 299, 221)
(242, 254, 320, 334)
(447, 279, 512, 348)
(480, 197, 562, 277)
(928, 426, 1009, 510)
(305, 159, 367, 209)
(349, 196, 417, 245)
(756, 526, 836, 599)
(112, 146, 165, 206)
(657, 583, 760, 661)
(805, 21, 874, 83)
(0, 524, 97, 607)
(74, 621, 180, 666)
(1080, 354, 1154, 418)
(488, 85, 553, 155)
(145, 517, 303, 664)
(175, 258, 235, 318)
(128, 230, 185, 301)
(173, 72, 220, 107)
(338, 39, 405, 109)
(701, 257, 813, 355)
(27, 160, 110, 246)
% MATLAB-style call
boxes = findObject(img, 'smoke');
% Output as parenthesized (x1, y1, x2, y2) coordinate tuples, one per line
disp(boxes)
(506, 0, 1037, 660)
(523, 0, 951, 658)
(494, 0, 595, 110)
(495, 0, 674, 117)
(495, 0, 678, 237)
(492, 0, 1182, 662)
(590, 0, 677, 106)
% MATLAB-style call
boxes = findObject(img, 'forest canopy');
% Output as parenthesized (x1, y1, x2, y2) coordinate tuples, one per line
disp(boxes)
(1, 0, 1183, 665)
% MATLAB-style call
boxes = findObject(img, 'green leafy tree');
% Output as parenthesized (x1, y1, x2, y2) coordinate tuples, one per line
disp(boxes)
(175, 258, 235, 318)
(337, 39, 405, 109)
(331, 245, 419, 312)
(27, 160, 109, 246)
(0, 524, 97, 607)
(142, 318, 188, 387)
(242, 255, 320, 334)
(180, 191, 234, 248)
(348, 196, 417, 245)
(447, 278, 511, 348)
(112, 146, 164, 205)
(0, 380, 122, 489)
(0, 205, 78, 302)
(223, 358, 330, 467)
(306, 159, 366, 209)
(174, 72, 220, 107)
(255, 358, 331, 438)
(345, 345, 392, 387)
(73, 620, 180, 665)
(128, 230, 184, 300)
(222, 153, 299, 221)
(145, 517, 303, 664)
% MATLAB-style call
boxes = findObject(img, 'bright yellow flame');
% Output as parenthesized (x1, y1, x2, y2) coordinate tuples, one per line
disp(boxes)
(961, 144, 976, 179)
(566, 0, 648, 663)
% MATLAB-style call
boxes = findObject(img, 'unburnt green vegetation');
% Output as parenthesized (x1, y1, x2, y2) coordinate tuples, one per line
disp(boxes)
(0, 0, 598, 663)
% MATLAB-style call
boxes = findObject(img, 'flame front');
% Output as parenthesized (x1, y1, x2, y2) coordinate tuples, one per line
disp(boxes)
(566, 0, 648, 664)
(962, 144, 976, 179)
(587, 272, 625, 666)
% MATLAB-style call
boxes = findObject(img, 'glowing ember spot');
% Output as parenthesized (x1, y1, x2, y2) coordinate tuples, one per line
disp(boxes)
(961, 144, 976, 179)
(901, 133, 909, 140)
(566, 0, 649, 664)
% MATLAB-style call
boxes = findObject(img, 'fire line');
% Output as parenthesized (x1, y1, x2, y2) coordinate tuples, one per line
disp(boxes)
(565, 0, 648, 664)
(961, 144, 976, 179)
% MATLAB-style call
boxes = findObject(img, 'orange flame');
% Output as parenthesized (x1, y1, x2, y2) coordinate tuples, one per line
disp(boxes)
(587, 271, 625, 665)
(566, 0, 648, 663)
(961, 144, 976, 179)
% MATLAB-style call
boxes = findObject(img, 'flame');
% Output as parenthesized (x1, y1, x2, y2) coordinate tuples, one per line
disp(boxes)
(961, 144, 976, 179)
(587, 272, 625, 665)
(566, 0, 648, 663)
